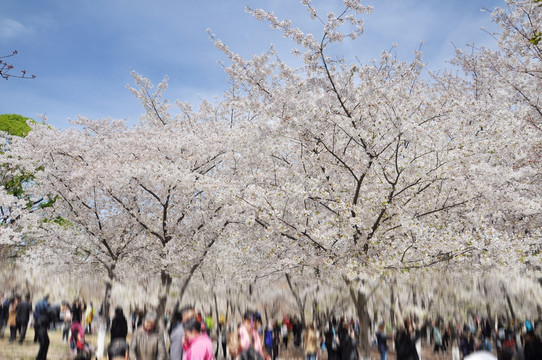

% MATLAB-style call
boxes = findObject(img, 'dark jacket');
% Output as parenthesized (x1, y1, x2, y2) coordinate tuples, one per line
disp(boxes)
(524, 332, 542, 360)
(16, 301, 32, 324)
(395, 329, 419, 360)
(110, 313, 128, 341)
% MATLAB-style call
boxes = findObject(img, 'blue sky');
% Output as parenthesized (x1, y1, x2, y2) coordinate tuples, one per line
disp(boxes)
(1, 0, 504, 129)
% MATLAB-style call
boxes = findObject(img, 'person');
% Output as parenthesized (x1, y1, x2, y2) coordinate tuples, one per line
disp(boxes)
(239, 310, 264, 359)
(129, 311, 167, 360)
(61, 301, 72, 343)
(8, 295, 18, 343)
(33, 295, 50, 344)
(272, 321, 281, 360)
(183, 317, 214, 360)
(0, 293, 8, 337)
(85, 301, 95, 334)
(339, 321, 359, 360)
(72, 298, 84, 324)
(523, 325, 542, 360)
(16, 294, 31, 344)
(170, 306, 191, 360)
(281, 320, 288, 350)
(376, 323, 389, 360)
(110, 307, 128, 342)
(36, 306, 55, 360)
(433, 322, 444, 354)
(303, 324, 318, 360)
(395, 318, 420, 360)
(108, 338, 129, 360)
(325, 319, 339, 360)
(264, 324, 274, 358)
(216, 319, 228, 360)
(293, 317, 302, 348)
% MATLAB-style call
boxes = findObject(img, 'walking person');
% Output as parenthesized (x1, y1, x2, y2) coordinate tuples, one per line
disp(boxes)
(0, 293, 8, 338)
(395, 318, 420, 360)
(36, 307, 53, 360)
(281, 320, 288, 351)
(183, 317, 214, 360)
(272, 321, 281, 360)
(129, 311, 167, 360)
(33, 294, 50, 343)
(376, 323, 389, 360)
(8, 295, 18, 343)
(303, 324, 318, 360)
(110, 307, 128, 342)
(61, 301, 72, 343)
(16, 294, 31, 344)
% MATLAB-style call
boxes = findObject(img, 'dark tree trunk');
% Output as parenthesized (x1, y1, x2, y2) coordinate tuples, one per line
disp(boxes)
(285, 273, 306, 326)
(348, 287, 370, 359)
(501, 284, 516, 326)
(157, 269, 172, 323)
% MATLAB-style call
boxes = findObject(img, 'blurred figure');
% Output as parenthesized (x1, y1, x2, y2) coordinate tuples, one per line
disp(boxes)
(216, 317, 228, 360)
(303, 324, 318, 360)
(324, 319, 339, 360)
(16, 294, 31, 344)
(108, 338, 129, 360)
(33, 294, 50, 343)
(0, 293, 8, 337)
(395, 318, 420, 360)
(376, 322, 389, 360)
(7, 294, 18, 343)
(72, 297, 84, 324)
(239, 310, 263, 359)
(169, 307, 184, 360)
(171, 305, 196, 360)
(183, 317, 213, 360)
(85, 301, 95, 334)
(61, 301, 72, 343)
(272, 321, 281, 360)
(523, 323, 542, 360)
(36, 306, 55, 360)
(129, 311, 167, 360)
(264, 324, 273, 358)
(110, 307, 128, 342)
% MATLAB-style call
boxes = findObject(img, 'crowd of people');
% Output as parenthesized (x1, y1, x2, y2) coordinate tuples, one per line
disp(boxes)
(2, 290, 542, 360)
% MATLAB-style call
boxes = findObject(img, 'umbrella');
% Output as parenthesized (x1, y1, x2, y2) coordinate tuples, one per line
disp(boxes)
(464, 351, 497, 360)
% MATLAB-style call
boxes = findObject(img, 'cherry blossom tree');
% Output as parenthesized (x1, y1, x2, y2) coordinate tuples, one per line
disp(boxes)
(3, 118, 150, 322)
(451, 0, 542, 277)
(205, 0, 539, 355)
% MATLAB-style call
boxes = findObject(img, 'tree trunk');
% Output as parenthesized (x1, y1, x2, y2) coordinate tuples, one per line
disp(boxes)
(348, 287, 370, 359)
(285, 273, 306, 326)
(179, 237, 218, 301)
(412, 284, 418, 307)
(157, 269, 172, 323)
(501, 283, 516, 326)
(214, 291, 220, 327)
(103, 278, 113, 331)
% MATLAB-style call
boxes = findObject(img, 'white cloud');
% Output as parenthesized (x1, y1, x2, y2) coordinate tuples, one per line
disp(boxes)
(0, 18, 29, 40)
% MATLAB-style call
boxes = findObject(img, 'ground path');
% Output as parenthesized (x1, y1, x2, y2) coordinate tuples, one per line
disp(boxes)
(0, 327, 496, 360)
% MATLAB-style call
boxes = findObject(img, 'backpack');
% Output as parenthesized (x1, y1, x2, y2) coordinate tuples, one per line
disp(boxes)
(264, 330, 273, 348)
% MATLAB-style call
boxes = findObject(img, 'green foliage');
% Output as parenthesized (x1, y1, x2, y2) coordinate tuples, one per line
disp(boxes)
(3, 170, 33, 198)
(530, 30, 542, 45)
(0, 114, 32, 137)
